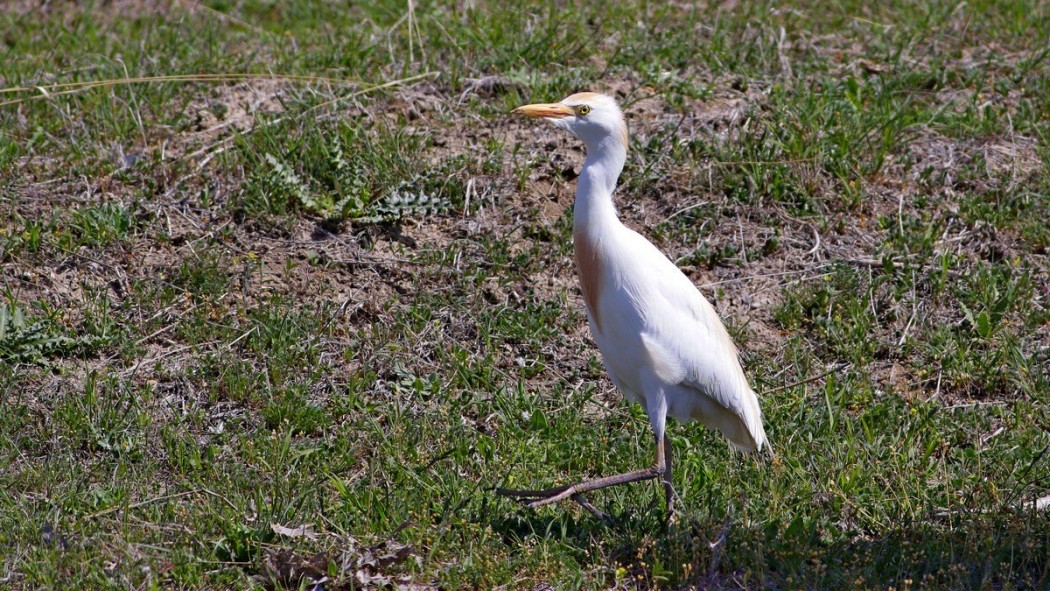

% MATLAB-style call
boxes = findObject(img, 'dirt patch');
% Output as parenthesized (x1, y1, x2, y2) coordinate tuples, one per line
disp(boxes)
(981, 135, 1042, 179)
(906, 131, 1043, 187)
(175, 80, 290, 161)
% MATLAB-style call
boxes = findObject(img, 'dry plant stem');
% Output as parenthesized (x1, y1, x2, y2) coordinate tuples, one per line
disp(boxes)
(497, 436, 669, 509)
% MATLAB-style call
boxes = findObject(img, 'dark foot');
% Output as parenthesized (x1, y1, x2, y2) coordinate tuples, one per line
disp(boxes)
(663, 483, 684, 526)
(496, 486, 615, 524)
(495, 483, 573, 506)
(572, 494, 615, 525)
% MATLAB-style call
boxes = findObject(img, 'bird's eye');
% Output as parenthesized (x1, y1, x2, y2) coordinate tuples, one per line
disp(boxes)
(575, 105, 591, 116)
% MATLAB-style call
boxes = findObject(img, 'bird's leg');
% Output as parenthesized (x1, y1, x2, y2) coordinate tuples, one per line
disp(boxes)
(496, 436, 666, 508)
(661, 434, 683, 523)
(662, 433, 673, 507)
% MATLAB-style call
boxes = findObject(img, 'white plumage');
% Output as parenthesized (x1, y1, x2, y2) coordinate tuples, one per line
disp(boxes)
(590, 225, 768, 452)
(497, 92, 768, 516)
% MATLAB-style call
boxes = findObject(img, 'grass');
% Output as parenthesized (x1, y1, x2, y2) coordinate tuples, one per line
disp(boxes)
(1, 0, 1049, 589)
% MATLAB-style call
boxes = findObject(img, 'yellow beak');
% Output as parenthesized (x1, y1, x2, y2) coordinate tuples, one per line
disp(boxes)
(512, 103, 574, 119)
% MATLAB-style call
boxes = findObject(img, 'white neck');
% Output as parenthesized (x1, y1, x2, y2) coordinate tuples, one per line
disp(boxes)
(573, 136, 627, 232)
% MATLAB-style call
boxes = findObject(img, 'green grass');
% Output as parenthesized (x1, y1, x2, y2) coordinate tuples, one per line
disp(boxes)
(1, 0, 1049, 589)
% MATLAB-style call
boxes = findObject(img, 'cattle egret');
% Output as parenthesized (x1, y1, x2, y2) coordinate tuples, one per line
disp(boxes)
(497, 92, 769, 517)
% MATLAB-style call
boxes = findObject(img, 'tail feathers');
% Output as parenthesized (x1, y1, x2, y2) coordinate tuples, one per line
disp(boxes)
(733, 427, 773, 456)
(686, 383, 770, 455)
(727, 421, 769, 454)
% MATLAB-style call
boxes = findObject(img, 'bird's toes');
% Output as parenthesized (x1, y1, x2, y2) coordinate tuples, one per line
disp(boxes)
(665, 505, 684, 526)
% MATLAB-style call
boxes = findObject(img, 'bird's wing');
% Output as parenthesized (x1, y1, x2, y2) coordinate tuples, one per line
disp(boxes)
(618, 230, 768, 450)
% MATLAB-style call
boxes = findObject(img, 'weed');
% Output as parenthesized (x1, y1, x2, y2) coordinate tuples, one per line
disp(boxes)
(0, 299, 107, 364)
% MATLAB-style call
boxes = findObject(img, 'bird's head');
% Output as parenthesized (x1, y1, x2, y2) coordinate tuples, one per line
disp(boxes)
(513, 92, 628, 153)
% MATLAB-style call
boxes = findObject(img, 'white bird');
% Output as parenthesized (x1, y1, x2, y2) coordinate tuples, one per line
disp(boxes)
(497, 92, 769, 517)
